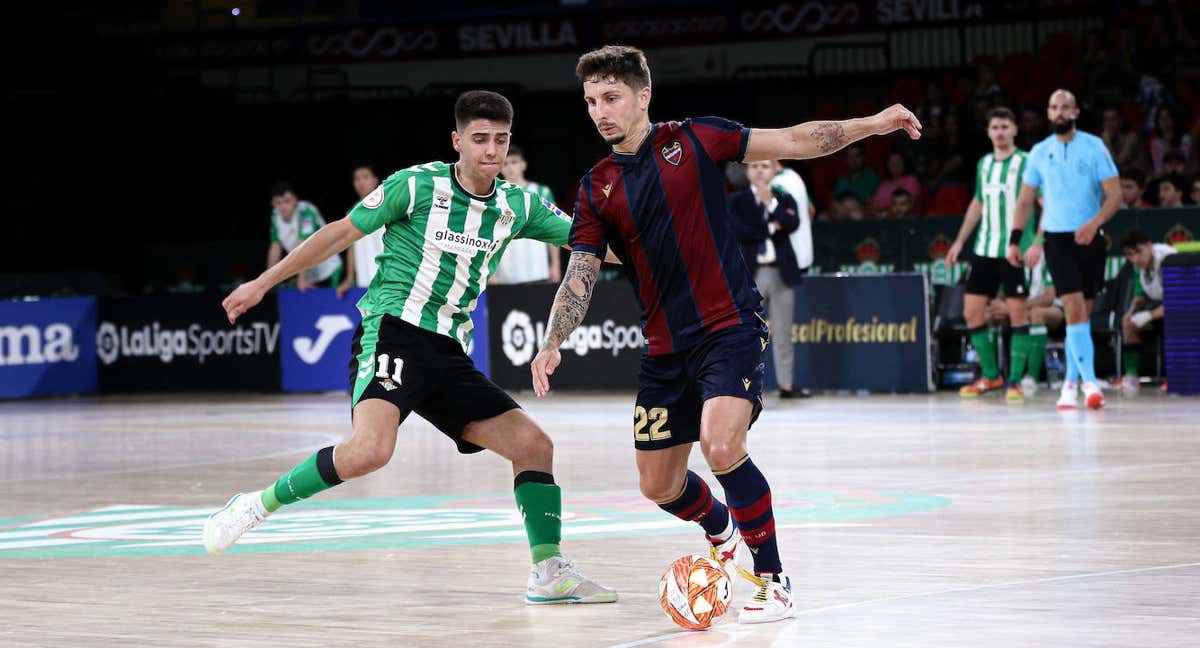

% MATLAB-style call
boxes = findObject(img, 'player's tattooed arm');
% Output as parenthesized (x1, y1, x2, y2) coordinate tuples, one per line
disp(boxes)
(542, 251, 602, 350)
(743, 104, 921, 161)
(809, 122, 847, 154)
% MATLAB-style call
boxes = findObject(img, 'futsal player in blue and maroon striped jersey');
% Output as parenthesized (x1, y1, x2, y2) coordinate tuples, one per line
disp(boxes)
(531, 45, 921, 623)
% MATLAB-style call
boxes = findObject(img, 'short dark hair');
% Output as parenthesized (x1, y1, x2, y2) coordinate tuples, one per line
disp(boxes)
(986, 106, 1017, 125)
(835, 191, 862, 204)
(1120, 227, 1151, 251)
(506, 145, 525, 159)
(1160, 173, 1187, 193)
(1119, 166, 1147, 186)
(269, 181, 294, 199)
(454, 90, 513, 130)
(576, 45, 652, 90)
(891, 188, 912, 199)
(352, 163, 377, 177)
(1163, 148, 1187, 164)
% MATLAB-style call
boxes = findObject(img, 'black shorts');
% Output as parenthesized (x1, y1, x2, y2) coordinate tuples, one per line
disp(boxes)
(633, 323, 766, 451)
(348, 314, 519, 454)
(1044, 231, 1107, 299)
(965, 255, 1028, 299)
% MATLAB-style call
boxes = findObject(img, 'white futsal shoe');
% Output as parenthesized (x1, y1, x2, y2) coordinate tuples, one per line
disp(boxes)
(1020, 375, 1039, 396)
(1056, 381, 1078, 410)
(525, 556, 618, 605)
(1081, 381, 1105, 409)
(203, 492, 268, 555)
(739, 573, 797, 624)
(709, 528, 745, 577)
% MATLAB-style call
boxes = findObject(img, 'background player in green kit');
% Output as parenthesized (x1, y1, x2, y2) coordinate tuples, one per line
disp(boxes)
(204, 90, 617, 606)
(946, 107, 1036, 401)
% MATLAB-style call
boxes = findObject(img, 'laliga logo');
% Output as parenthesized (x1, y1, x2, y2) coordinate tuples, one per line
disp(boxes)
(501, 310, 536, 366)
(96, 322, 119, 365)
(294, 315, 355, 364)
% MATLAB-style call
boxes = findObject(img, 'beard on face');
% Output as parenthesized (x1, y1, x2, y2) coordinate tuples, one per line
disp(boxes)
(1052, 118, 1075, 134)
(603, 131, 625, 145)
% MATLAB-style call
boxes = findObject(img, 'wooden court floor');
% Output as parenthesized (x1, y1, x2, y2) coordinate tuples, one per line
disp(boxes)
(2, 390, 1198, 647)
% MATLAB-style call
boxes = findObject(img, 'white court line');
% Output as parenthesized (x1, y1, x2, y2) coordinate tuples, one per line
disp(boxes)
(605, 561, 1200, 648)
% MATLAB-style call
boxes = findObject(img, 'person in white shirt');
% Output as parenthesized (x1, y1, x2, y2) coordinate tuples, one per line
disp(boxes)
(266, 182, 342, 292)
(769, 162, 815, 272)
(337, 165, 385, 298)
(492, 146, 562, 284)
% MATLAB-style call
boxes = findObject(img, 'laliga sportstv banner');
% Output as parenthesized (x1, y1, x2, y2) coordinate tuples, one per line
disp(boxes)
(278, 288, 490, 392)
(487, 282, 644, 391)
(96, 294, 281, 392)
(0, 297, 97, 399)
(775, 273, 932, 393)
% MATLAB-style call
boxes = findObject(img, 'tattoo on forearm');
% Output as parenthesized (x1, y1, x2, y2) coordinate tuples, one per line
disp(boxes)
(543, 252, 599, 348)
(810, 121, 847, 153)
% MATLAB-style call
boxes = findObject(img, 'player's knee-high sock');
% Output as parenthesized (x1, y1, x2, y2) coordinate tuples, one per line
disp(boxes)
(1027, 325, 1048, 380)
(1064, 330, 1081, 384)
(514, 471, 562, 564)
(1008, 325, 1031, 385)
(260, 446, 342, 512)
(968, 326, 1000, 380)
(714, 456, 782, 575)
(656, 470, 733, 542)
(1066, 322, 1097, 384)
(1122, 344, 1141, 378)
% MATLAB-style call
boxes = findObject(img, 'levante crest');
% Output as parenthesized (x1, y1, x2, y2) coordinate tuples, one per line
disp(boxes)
(661, 141, 683, 166)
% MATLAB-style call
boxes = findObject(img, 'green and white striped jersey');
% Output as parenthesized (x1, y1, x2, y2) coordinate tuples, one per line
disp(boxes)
(972, 149, 1029, 258)
(347, 161, 572, 348)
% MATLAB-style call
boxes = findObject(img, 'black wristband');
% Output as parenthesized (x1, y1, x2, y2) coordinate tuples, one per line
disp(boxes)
(1008, 229, 1023, 246)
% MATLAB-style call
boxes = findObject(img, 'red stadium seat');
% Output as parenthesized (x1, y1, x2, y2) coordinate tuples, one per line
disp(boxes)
(925, 184, 970, 217)
(813, 101, 845, 120)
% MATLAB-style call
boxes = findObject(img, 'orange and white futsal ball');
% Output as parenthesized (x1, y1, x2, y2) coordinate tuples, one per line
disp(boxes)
(658, 554, 733, 630)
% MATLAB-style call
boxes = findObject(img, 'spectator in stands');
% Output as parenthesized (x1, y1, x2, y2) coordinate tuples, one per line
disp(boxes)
(873, 152, 922, 214)
(1191, 175, 1200, 205)
(1161, 149, 1188, 179)
(1018, 105, 1047, 151)
(883, 188, 916, 220)
(832, 144, 880, 210)
(929, 112, 967, 188)
(1149, 107, 1192, 176)
(1101, 106, 1148, 172)
(1157, 174, 1187, 207)
(834, 192, 866, 221)
(1117, 228, 1177, 394)
(974, 62, 1002, 101)
(266, 182, 343, 292)
(1120, 167, 1152, 208)
(917, 80, 947, 125)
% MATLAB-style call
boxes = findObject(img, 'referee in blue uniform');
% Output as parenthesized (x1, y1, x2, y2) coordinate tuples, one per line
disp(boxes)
(1009, 89, 1122, 410)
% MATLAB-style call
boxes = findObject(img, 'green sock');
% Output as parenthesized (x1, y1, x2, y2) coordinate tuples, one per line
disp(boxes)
(1009, 333, 1031, 385)
(1026, 326, 1048, 380)
(1122, 347, 1141, 378)
(969, 327, 1000, 380)
(260, 446, 343, 513)
(515, 477, 562, 564)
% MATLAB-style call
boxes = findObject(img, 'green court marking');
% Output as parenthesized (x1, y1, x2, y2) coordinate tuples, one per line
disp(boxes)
(0, 490, 950, 558)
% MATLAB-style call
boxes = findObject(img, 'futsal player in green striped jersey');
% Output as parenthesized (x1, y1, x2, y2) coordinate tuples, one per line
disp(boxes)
(205, 90, 617, 606)
(946, 107, 1037, 401)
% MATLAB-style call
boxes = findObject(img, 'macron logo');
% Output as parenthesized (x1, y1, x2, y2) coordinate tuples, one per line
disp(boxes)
(293, 314, 355, 364)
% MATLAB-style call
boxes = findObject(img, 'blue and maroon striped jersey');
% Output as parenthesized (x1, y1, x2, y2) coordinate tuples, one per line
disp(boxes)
(570, 117, 764, 355)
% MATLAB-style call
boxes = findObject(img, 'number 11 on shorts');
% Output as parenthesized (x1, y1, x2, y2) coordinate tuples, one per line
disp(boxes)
(374, 354, 404, 383)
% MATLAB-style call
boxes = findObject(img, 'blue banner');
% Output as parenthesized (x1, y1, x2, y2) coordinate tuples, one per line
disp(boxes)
(279, 288, 489, 392)
(0, 297, 97, 399)
(764, 274, 932, 393)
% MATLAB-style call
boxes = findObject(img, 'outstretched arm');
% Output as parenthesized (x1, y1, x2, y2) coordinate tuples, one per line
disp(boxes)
(531, 251, 602, 396)
(743, 104, 922, 162)
(224, 218, 365, 323)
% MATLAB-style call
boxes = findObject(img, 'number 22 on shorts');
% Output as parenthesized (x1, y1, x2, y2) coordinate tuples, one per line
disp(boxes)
(634, 406, 671, 442)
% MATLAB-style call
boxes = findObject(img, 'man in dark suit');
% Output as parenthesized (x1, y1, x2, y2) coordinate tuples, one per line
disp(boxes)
(730, 160, 804, 398)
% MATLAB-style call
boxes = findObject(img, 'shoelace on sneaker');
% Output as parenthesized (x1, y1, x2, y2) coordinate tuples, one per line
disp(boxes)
(750, 579, 770, 603)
